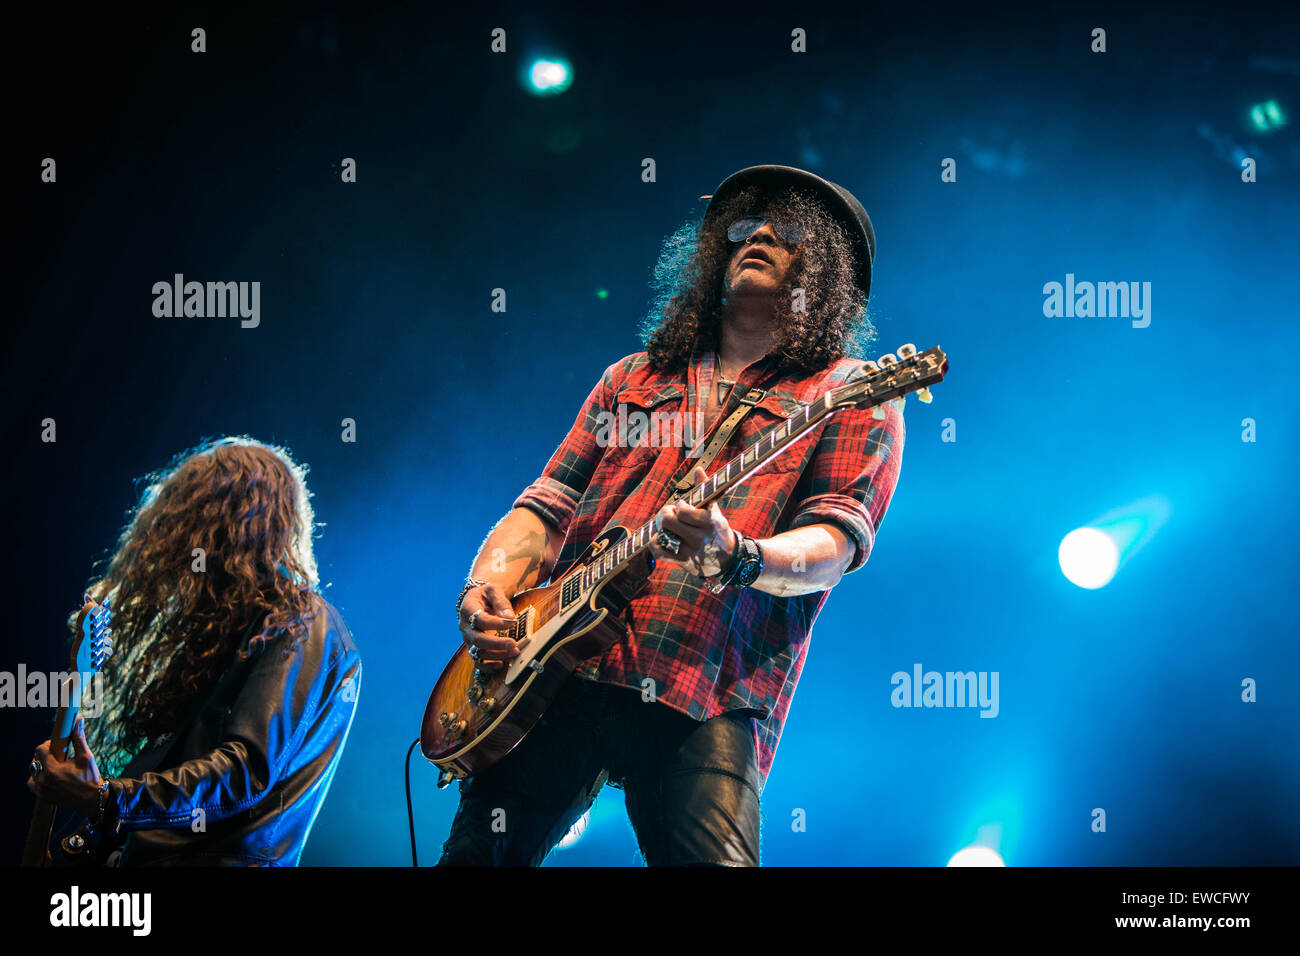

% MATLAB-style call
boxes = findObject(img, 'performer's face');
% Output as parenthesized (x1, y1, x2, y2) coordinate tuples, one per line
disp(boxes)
(724, 219, 798, 301)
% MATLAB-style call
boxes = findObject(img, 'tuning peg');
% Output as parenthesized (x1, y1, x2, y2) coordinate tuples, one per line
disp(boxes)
(877, 353, 897, 366)
(916, 387, 934, 404)
(897, 343, 916, 359)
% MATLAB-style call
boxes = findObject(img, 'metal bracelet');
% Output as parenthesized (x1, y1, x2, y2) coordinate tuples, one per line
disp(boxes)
(89, 779, 111, 827)
(456, 578, 487, 624)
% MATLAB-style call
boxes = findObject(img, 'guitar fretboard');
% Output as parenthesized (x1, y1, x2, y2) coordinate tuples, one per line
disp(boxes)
(572, 393, 835, 593)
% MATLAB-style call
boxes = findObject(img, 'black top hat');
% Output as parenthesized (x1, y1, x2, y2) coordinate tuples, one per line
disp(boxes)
(701, 164, 876, 298)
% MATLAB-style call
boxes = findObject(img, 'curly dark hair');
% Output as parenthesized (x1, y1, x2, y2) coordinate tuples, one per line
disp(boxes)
(641, 185, 875, 373)
(81, 437, 321, 774)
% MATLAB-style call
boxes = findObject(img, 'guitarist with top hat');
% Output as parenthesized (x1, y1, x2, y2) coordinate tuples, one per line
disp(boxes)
(439, 166, 908, 867)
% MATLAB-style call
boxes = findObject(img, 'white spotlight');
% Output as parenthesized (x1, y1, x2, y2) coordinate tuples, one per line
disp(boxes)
(947, 845, 1005, 867)
(556, 809, 590, 849)
(1058, 527, 1119, 589)
(529, 59, 571, 93)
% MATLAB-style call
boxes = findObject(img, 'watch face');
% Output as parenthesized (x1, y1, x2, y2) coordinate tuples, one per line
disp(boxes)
(735, 556, 762, 587)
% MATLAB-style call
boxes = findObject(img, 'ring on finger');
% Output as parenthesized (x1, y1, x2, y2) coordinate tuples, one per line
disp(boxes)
(657, 530, 682, 556)
(468, 608, 484, 631)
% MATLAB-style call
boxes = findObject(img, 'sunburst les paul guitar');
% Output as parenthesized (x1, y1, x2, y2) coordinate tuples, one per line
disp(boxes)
(21, 596, 114, 866)
(421, 344, 948, 786)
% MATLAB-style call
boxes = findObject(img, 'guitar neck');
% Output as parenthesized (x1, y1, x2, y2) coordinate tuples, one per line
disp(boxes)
(22, 599, 111, 867)
(678, 397, 836, 510)
(573, 342, 946, 593)
(578, 394, 840, 589)
(21, 696, 80, 867)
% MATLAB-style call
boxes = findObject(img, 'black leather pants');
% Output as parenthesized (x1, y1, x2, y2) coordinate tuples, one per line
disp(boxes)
(435, 675, 762, 866)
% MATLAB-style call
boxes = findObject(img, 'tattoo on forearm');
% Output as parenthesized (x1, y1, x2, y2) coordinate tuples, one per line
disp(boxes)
(501, 529, 547, 583)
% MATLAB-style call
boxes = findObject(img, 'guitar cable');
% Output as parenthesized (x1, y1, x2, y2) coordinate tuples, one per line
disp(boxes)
(405, 737, 421, 867)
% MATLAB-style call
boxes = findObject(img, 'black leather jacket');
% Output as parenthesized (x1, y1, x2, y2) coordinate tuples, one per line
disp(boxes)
(101, 597, 360, 866)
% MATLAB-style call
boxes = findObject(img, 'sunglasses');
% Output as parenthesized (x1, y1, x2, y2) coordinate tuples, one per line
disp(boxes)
(726, 216, 808, 244)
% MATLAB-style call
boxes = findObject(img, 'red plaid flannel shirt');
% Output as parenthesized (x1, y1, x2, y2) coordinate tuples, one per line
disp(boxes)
(514, 350, 904, 792)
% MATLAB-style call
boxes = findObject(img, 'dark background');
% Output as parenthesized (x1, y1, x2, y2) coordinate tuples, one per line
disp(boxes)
(4, 0, 1298, 865)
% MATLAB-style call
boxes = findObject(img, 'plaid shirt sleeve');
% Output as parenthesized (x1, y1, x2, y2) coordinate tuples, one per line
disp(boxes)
(789, 396, 905, 572)
(512, 360, 621, 534)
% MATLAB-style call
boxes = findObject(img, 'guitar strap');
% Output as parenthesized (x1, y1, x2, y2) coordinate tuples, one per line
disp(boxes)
(590, 361, 783, 545)
(666, 385, 768, 502)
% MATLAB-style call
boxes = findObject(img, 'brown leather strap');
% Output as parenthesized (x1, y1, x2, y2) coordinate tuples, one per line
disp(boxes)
(668, 386, 766, 502)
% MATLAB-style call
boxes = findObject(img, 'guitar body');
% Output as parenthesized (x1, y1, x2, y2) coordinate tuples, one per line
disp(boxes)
(48, 814, 125, 868)
(22, 796, 59, 867)
(420, 527, 652, 782)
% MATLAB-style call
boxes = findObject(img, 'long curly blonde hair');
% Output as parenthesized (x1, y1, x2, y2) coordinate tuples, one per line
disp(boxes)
(83, 437, 320, 772)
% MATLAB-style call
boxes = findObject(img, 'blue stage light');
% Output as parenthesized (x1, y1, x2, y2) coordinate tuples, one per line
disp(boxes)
(1060, 495, 1171, 589)
(1249, 99, 1287, 131)
(528, 59, 572, 95)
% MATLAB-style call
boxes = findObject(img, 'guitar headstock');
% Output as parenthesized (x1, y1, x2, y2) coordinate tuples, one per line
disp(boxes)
(830, 344, 949, 413)
(71, 593, 114, 676)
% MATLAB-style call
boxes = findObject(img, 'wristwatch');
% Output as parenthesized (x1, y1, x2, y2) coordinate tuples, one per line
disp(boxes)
(707, 534, 763, 593)
(730, 535, 764, 588)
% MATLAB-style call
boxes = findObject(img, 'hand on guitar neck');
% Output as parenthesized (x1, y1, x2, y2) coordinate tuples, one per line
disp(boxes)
(28, 719, 106, 818)
(650, 465, 739, 579)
